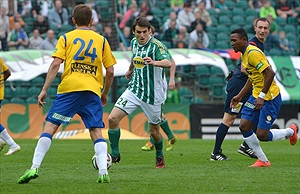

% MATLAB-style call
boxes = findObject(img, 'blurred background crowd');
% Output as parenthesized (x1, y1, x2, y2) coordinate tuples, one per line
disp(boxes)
(0, 0, 299, 104)
(0, 0, 299, 55)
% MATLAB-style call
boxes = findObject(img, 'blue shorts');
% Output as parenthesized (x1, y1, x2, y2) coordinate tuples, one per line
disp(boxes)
(46, 91, 105, 128)
(241, 94, 282, 130)
(224, 77, 251, 114)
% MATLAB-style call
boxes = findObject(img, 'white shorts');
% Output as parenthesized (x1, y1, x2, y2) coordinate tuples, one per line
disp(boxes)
(114, 89, 162, 124)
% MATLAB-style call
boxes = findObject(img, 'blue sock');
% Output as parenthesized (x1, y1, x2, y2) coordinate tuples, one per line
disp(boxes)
(213, 123, 229, 154)
(0, 124, 4, 132)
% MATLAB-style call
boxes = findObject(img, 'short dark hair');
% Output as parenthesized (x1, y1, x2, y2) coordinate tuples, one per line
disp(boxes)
(231, 28, 248, 41)
(72, 4, 92, 26)
(132, 16, 151, 32)
(255, 17, 270, 26)
(150, 25, 155, 34)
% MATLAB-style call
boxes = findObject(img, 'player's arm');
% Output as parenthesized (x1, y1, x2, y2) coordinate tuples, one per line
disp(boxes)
(260, 66, 275, 95)
(238, 78, 252, 98)
(240, 63, 247, 75)
(168, 57, 176, 91)
(125, 60, 134, 80)
(231, 78, 252, 108)
(143, 57, 171, 68)
(3, 68, 11, 81)
(101, 65, 114, 106)
(38, 57, 63, 107)
(254, 66, 275, 110)
(42, 58, 62, 91)
(250, 50, 274, 109)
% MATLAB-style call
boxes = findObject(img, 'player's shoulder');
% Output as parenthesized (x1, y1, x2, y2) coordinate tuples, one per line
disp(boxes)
(150, 37, 167, 49)
(150, 37, 161, 45)
(64, 29, 104, 39)
(248, 36, 264, 50)
(131, 37, 137, 43)
(247, 44, 263, 55)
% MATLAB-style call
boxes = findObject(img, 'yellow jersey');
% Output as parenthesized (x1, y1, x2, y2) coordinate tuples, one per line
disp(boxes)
(241, 45, 280, 100)
(53, 29, 116, 96)
(0, 58, 9, 100)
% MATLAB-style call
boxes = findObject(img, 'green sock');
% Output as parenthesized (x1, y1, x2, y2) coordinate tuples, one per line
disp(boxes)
(108, 128, 120, 157)
(154, 138, 164, 158)
(150, 136, 155, 145)
(160, 118, 174, 140)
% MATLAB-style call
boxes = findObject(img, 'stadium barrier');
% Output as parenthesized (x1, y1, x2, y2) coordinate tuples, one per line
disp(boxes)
(2, 103, 299, 139)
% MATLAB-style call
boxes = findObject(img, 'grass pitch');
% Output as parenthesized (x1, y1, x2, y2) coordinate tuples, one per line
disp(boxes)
(0, 139, 299, 194)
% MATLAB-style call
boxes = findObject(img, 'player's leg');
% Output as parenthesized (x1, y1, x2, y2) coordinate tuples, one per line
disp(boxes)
(18, 92, 78, 183)
(90, 128, 110, 183)
(0, 124, 21, 155)
(211, 112, 237, 161)
(80, 92, 110, 183)
(0, 137, 6, 151)
(18, 122, 59, 184)
(236, 90, 258, 158)
(239, 96, 269, 167)
(141, 113, 177, 151)
(210, 84, 240, 161)
(149, 123, 165, 168)
(107, 107, 122, 162)
(238, 122, 258, 159)
(108, 90, 136, 163)
(256, 95, 297, 144)
(108, 108, 127, 162)
(160, 113, 178, 151)
(0, 103, 20, 155)
(142, 102, 165, 168)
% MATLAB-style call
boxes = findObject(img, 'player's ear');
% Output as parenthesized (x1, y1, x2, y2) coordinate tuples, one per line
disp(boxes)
(89, 18, 93, 25)
(72, 17, 76, 25)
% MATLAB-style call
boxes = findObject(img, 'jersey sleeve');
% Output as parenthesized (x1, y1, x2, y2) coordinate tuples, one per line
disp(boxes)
(155, 41, 171, 61)
(248, 50, 269, 73)
(52, 35, 66, 61)
(1, 59, 8, 72)
(102, 39, 117, 68)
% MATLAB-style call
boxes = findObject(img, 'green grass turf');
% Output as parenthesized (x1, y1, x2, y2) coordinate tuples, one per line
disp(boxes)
(0, 139, 299, 194)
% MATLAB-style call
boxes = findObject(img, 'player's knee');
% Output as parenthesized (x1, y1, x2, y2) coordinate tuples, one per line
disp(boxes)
(256, 131, 268, 141)
(108, 114, 119, 127)
(149, 124, 160, 135)
(239, 123, 248, 132)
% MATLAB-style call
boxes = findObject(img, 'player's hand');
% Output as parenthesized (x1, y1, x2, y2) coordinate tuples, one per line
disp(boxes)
(226, 70, 234, 81)
(230, 95, 240, 109)
(38, 89, 47, 108)
(125, 70, 133, 79)
(143, 57, 154, 65)
(101, 93, 108, 107)
(168, 79, 175, 91)
(254, 97, 264, 110)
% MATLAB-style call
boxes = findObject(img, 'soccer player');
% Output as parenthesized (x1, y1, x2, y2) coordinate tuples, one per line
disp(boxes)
(210, 18, 270, 161)
(141, 25, 178, 152)
(18, 4, 116, 183)
(230, 28, 298, 167)
(0, 58, 21, 155)
(108, 16, 172, 168)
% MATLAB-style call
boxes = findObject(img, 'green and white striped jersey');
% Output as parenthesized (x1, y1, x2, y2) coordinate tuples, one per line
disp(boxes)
(129, 36, 171, 105)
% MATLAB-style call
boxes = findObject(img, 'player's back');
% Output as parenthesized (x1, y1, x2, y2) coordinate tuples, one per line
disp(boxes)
(63, 29, 106, 67)
(54, 29, 115, 96)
